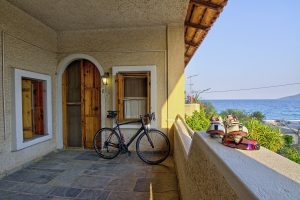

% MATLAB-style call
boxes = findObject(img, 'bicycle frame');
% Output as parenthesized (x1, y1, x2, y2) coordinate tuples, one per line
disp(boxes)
(113, 119, 148, 148)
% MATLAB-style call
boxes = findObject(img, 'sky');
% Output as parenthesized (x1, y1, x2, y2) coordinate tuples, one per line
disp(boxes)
(185, 0, 300, 100)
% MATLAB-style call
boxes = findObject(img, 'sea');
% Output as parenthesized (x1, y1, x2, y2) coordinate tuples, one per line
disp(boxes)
(205, 100, 300, 120)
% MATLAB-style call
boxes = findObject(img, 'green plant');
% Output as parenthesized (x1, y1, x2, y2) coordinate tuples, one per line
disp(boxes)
(220, 109, 250, 123)
(250, 111, 265, 122)
(279, 147, 300, 164)
(201, 101, 217, 118)
(283, 135, 294, 147)
(245, 118, 284, 152)
(185, 108, 210, 131)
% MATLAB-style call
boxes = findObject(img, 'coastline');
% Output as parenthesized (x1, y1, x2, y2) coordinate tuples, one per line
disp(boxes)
(264, 120, 300, 145)
(206, 99, 300, 120)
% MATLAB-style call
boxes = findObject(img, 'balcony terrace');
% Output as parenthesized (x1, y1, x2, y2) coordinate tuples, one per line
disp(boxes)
(1, 116, 299, 200)
(0, 150, 178, 200)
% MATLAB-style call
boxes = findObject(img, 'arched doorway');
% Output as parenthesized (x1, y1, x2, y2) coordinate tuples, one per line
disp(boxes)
(62, 59, 101, 148)
(56, 54, 105, 149)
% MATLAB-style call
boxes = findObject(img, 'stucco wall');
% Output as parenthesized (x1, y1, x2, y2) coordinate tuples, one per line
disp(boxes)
(0, 1, 186, 173)
(173, 116, 239, 200)
(0, 0, 57, 176)
(57, 25, 185, 147)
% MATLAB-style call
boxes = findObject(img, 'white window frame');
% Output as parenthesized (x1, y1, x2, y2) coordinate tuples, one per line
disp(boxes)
(13, 69, 52, 150)
(112, 65, 157, 128)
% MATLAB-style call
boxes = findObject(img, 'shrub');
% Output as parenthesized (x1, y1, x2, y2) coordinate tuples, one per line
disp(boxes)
(185, 108, 210, 131)
(220, 109, 251, 123)
(245, 118, 284, 152)
(250, 111, 265, 122)
(201, 101, 217, 118)
(283, 135, 294, 147)
(279, 147, 300, 164)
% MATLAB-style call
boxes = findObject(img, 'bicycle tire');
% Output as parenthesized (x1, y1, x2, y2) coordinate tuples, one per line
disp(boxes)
(93, 128, 121, 159)
(136, 129, 170, 165)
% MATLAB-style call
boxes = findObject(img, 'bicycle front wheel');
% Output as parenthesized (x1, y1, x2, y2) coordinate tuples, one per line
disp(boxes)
(136, 129, 170, 165)
(93, 128, 121, 159)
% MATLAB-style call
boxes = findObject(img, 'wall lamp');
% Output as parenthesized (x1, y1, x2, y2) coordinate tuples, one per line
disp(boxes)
(101, 72, 109, 85)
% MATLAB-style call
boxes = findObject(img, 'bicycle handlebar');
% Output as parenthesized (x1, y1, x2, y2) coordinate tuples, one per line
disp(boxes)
(141, 112, 155, 121)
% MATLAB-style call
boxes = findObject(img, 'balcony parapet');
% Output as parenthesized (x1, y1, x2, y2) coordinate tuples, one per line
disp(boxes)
(173, 115, 300, 200)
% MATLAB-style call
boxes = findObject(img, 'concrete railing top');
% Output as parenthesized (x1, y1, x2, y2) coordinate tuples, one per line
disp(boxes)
(174, 115, 300, 200)
(197, 131, 300, 200)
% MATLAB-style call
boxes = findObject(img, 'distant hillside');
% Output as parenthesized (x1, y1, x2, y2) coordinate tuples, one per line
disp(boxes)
(279, 93, 300, 100)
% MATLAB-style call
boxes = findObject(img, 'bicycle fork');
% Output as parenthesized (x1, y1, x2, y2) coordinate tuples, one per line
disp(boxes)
(145, 131, 154, 148)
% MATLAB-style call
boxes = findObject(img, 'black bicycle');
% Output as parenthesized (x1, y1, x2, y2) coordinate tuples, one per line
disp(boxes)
(93, 111, 170, 165)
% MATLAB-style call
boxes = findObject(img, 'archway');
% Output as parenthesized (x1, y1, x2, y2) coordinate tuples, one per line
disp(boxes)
(56, 54, 105, 149)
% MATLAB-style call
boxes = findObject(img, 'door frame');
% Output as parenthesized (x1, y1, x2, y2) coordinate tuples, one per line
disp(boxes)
(56, 54, 105, 149)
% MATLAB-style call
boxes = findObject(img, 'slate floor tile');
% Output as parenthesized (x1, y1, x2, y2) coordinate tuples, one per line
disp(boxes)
(0, 180, 16, 190)
(74, 151, 100, 161)
(48, 186, 82, 198)
(3, 169, 59, 184)
(0, 190, 40, 200)
(9, 182, 53, 195)
(72, 176, 110, 189)
(27, 160, 67, 172)
(48, 168, 84, 187)
(0, 150, 179, 200)
(89, 163, 117, 171)
(77, 189, 110, 200)
(81, 169, 116, 177)
(105, 177, 137, 191)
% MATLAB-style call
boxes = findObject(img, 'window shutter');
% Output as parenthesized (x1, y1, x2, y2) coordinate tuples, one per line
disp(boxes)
(33, 81, 44, 135)
(22, 79, 33, 139)
(147, 72, 151, 113)
(115, 73, 124, 121)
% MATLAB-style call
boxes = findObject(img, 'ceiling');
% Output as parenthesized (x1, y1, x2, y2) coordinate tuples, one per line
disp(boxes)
(7, 0, 190, 31)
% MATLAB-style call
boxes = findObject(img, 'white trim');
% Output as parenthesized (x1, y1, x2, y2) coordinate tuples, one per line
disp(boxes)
(112, 65, 157, 129)
(13, 69, 52, 150)
(56, 54, 105, 149)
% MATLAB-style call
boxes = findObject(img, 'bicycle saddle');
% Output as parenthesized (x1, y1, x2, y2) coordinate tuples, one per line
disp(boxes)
(107, 111, 118, 119)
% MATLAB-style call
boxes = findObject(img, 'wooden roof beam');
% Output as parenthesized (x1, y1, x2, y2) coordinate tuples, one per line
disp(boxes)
(191, 0, 224, 11)
(185, 21, 210, 30)
(185, 40, 199, 47)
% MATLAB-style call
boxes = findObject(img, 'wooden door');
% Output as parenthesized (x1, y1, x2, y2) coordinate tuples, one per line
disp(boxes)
(62, 59, 101, 148)
(64, 60, 82, 147)
(81, 60, 101, 148)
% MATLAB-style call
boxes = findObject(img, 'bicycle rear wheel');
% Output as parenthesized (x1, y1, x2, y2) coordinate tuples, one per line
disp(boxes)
(136, 129, 170, 165)
(93, 128, 121, 159)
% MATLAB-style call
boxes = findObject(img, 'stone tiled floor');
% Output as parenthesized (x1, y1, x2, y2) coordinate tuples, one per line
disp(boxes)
(0, 150, 179, 200)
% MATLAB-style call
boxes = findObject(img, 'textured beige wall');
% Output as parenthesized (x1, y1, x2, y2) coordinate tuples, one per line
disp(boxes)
(0, 1, 186, 173)
(174, 117, 239, 200)
(57, 27, 166, 53)
(0, 0, 57, 175)
(57, 25, 185, 149)
(58, 26, 169, 135)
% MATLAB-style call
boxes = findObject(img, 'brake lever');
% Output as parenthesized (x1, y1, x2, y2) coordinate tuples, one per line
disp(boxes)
(152, 112, 156, 121)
